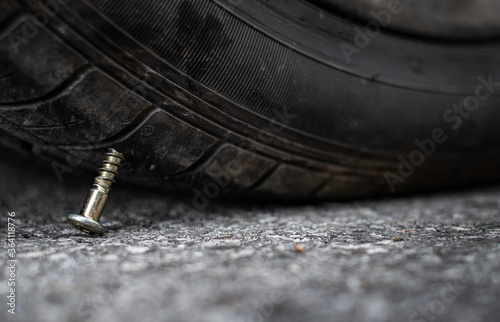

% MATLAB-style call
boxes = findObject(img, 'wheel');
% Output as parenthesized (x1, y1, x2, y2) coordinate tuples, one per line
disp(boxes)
(1, 0, 500, 202)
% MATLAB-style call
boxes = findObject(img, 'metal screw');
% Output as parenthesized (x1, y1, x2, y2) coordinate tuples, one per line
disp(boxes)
(67, 148, 124, 235)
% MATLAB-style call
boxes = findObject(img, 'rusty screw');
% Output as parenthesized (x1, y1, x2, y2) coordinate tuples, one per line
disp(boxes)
(67, 148, 124, 235)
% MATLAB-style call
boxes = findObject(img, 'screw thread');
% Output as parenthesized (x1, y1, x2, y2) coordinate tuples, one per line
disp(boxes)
(93, 149, 124, 194)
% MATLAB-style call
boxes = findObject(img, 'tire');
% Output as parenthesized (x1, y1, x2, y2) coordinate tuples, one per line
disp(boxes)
(1, 0, 500, 201)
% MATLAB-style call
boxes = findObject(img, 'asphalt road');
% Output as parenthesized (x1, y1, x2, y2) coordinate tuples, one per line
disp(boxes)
(0, 151, 499, 322)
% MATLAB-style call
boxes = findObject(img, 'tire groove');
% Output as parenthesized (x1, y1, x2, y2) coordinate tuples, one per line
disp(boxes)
(57, 105, 161, 150)
(247, 163, 280, 191)
(306, 175, 334, 200)
(171, 141, 226, 177)
(0, 64, 94, 110)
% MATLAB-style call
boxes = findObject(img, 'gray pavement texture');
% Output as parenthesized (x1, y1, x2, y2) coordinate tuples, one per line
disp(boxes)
(0, 152, 500, 322)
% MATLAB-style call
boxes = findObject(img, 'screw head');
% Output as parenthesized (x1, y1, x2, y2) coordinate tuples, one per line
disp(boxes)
(67, 214, 107, 235)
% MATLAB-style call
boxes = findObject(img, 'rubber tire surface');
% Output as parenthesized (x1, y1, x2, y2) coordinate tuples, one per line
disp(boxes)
(1, 0, 500, 200)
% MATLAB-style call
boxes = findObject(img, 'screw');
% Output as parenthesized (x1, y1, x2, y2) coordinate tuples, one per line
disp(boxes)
(67, 148, 124, 235)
